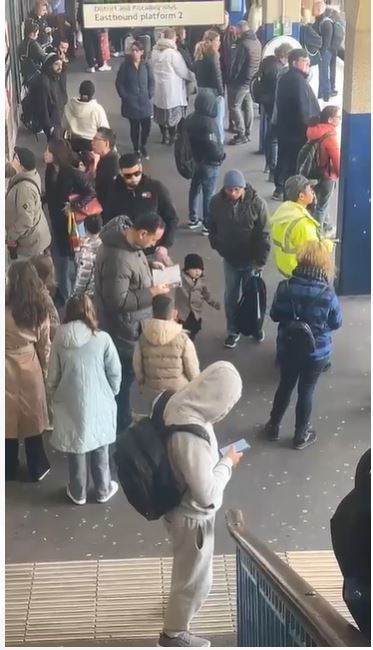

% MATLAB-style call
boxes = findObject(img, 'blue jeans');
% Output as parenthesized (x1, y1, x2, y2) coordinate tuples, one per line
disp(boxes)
(264, 113, 278, 172)
(53, 252, 76, 303)
(313, 179, 335, 227)
(215, 95, 225, 144)
(318, 50, 332, 100)
(223, 260, 254, 335)
(188, 163, 220, 226)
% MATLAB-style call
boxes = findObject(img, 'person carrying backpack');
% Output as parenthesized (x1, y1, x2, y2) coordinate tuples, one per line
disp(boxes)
(304, 105, 341, 232)
(263, 240, 342, 450)
(324, 2, 345, 96)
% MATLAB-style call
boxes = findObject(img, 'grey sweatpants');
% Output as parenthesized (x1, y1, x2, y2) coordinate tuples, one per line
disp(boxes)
(67, 445, 111, 501)
(163, 513, 215, 635)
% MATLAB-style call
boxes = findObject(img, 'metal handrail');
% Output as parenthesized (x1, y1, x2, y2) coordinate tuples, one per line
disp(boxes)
(226, 509, 369, 647)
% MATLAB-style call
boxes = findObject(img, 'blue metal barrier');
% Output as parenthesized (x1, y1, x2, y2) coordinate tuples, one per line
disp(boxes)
(226, 510, 369, 647)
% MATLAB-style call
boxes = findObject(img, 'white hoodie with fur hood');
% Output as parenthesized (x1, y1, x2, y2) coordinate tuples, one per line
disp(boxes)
(62, 97, 110, 140)
(163, 361, 242, 520)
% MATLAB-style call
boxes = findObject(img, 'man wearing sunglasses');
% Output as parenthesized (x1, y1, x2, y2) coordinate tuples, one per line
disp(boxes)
(106, 152, 178, 259)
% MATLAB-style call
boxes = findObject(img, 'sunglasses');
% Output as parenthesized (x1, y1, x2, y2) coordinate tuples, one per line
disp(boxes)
(123, 170, 142, 179)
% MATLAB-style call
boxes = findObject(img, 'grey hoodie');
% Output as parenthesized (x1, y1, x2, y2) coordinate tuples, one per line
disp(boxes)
(94, 215, 153, 357)
(163, 361, 242, 520)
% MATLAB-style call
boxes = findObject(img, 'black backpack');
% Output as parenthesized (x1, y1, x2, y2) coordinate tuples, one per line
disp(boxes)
(174, 118, 195, 180)
(235, 274, 267, 337)
(283, 282, 328, 361)
(296, 132, 333, 180)
(322, 14, 345, 52)
(250, 70, 265, 105)
(115, 390, 209, 521)
(20, 92, 42, 136)
(19, 41, 42, 88)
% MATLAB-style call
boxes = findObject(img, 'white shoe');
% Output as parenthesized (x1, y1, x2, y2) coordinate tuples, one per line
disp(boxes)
(86, 66, 95, 73)
(97, 480, 119, 503)
(66, 485, 86, 505)
(112, 51, 120, 57)
(98, 63, 111, 71)
(37, 468, 50, 482)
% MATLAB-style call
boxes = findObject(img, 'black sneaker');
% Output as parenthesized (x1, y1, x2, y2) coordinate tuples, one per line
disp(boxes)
(224, 333, 240, 349)
(140, 146, 149, 160)
(158, 631, 211, 647)
(254, 330, 265, 343)
(272, 190, 283, 201)
(228, 134, 248, 145)
(263, 420, 280, 441)
(201, 226, 209, 236)
(293, 429, 317, 450)
(188, 218, 202, 230)
(330, 90, 338, 97)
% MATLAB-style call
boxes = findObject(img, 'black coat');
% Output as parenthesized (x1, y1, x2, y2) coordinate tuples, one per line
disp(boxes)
(32, 70, 67, 137)
(115, 58, 154, 120)
(185, 89, 225, 166)
(276, 67, 320, 143)
(258, 56, 283, 116)
(45, 164, 95, 256)
(106, 174, 178, 249)
(194, 52, 224, 97)
(177, 42, 194, 71)
(208, 185, 270, 268)
(95, 150, 120, 220)
(229, 30, 261, 87)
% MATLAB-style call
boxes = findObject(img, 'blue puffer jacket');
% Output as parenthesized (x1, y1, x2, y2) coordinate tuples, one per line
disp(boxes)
(270, 268, 342, 362)
(115, 58, 155, 120)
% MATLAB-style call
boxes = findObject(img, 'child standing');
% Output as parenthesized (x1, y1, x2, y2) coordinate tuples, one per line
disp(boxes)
(47, 293, 122, 505)
(133, 294, 200, 394)
(175, 254, 220, 341)
(74, 215, 102, 296)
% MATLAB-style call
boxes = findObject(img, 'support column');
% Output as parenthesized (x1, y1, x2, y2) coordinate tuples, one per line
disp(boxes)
(336, 0, 371, 295)
(262, 0, 301, 44)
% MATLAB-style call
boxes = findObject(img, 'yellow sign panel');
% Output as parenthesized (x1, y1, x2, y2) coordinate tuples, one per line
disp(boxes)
(83, 2, 225, 28)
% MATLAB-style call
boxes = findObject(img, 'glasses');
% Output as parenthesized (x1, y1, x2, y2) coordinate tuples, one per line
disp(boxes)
(122, 170, 142, 179)
(131, 48, 141, 53)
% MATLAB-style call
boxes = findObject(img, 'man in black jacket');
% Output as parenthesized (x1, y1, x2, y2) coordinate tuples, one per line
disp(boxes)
(228, 21, 261, 145)
(92, 127, 119, 223)
(208, 169, 270, 348)
(106, 153, 178, 254)
(185, 88, 225, 234)
(31, 52, 67, 139)
(95, 213, 170, 433)
(312, 0, 333, 101)
(273, 48, 319, 200)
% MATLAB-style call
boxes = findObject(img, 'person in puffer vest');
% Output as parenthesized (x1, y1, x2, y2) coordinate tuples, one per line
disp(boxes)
(133, 294, 200, 394)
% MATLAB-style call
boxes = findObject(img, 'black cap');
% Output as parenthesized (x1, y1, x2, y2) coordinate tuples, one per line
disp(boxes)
(79, 79, 95, 99)
(184, 254, 204, 272)
(119, 152, 142, 169)
(14, 147, 36, 171)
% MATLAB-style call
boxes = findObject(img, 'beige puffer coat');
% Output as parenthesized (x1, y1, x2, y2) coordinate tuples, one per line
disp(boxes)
(133, 319, 200, 394)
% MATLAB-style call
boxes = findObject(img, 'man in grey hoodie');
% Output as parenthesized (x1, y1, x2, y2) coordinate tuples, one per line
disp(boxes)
(158, 361, 243, 647)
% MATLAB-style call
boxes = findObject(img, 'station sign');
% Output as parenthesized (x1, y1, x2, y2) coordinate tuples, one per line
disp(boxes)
(83, 1, 225, 28)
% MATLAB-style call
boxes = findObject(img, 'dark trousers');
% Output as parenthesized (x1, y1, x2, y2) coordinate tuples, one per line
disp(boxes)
(179, 312, 202, 341)
(82, 29, 103, 68)
(5, 436, 50, 481)
(109, 28, 127, 52)
(129, 117, 151, 151)
(116, 355, 135, 434)
(330, 50, 337, 92)
(275, 137, 305, 194)
(313, 179, 336, 227)
(318, 50, 332, 101)
(270, 357, 327, 440)
(264, 114, 278, 172)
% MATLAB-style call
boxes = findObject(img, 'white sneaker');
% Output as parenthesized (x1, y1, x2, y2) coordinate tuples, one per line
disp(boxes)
(97, 480, 119, 503)
(112, 51, 120, 57)
(86, 66, 95, 73)
(66, 485, 86, 505)
(98, 63, 111, 71)
(37, 468, 51, 481)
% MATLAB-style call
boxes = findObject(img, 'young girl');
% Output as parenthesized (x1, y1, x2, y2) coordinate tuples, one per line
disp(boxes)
(175, 253, 220, 341)
(31, 254, 60, 340)
(47, 294, 122, 505)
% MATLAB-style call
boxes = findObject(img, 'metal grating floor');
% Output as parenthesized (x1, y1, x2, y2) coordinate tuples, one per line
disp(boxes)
(5, 551, 352, 646)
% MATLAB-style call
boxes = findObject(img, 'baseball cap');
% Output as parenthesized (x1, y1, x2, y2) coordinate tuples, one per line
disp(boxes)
(14, 147, 36, 171)
(285, 174, 318, 201)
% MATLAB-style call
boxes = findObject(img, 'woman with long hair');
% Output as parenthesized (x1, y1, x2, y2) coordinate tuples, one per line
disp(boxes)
(263, 240, 342, 450)
(115, 41, 154, 158)
(44, 138, 95, 303)
(194, 30, 225, 143)
(47, 294, 121, 505)
(5, 261, 51, 481)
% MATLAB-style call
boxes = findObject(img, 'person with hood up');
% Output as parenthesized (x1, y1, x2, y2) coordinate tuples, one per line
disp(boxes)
(94, 213, 170, 433)
(151, 28, 195, 145)
(270, 174, 333, 278)
(306, 105, 341, 231)
(185, 88, 225, 234)
(31, 52, 67, 139)
(133, 294, 200, 394)
(6, 147, 51, 260)
(157, 361, 243, 647)
(63, 80, 110, 153)
(208, 169, 270, 348)
(227, 20, 261, 145)
(47, 293, 122, 506)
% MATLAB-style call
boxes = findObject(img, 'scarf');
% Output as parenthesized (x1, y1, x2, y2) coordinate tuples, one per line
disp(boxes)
(293, 265, 329, 285)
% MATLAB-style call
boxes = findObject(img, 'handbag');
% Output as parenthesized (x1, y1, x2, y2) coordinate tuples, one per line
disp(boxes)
(68, 194, 103, 223)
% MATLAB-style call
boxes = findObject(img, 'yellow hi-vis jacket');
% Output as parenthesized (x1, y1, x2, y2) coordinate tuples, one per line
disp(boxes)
(270, 201, 333, 277)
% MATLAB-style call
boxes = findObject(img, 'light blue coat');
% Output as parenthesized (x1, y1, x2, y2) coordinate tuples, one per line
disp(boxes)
(47, 321, 122, 454)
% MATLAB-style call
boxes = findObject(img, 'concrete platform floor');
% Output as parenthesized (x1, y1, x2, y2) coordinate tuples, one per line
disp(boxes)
(6, 50, 370, 563)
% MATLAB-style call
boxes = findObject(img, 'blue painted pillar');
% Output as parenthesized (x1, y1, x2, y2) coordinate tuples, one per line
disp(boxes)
(336, 0, 371, 295)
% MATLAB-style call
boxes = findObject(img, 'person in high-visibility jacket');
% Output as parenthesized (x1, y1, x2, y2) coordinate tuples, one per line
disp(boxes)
(270, 174, 333, 277)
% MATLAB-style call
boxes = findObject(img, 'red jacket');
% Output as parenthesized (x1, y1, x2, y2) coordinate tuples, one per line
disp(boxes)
(306, 123, 340, 180)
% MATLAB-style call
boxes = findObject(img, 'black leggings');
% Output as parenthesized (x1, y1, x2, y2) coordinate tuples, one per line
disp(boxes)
(82, 28, 103, 68)
(129, 118, 151, 151)
(5, 435, 50, 481)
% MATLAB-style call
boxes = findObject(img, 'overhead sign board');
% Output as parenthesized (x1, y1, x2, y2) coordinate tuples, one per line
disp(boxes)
(83, 1, 225, 28)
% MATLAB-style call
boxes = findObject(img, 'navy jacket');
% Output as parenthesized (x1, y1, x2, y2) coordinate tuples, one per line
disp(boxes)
(270, 270, 342, 362)
(276, 67, 320, 143)
(115, 58, 154, 120)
